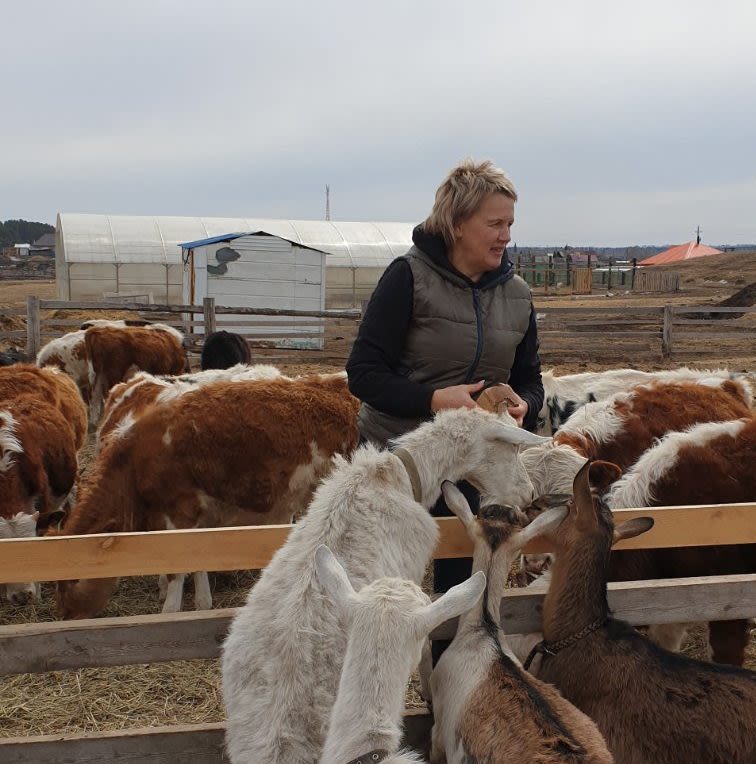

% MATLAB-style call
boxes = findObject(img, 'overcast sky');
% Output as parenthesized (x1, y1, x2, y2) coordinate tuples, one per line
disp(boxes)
(3, 0, 755, 246)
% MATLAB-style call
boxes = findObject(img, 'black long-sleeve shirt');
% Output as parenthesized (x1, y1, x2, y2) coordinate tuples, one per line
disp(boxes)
(347, 236, 544, 432)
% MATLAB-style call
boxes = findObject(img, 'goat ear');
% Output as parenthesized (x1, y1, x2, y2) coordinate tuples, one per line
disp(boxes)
(484, 423, 552, 448)
(571, 459, 597, 525)
(512, 506, 567, 550)
(441, 481, 476, 529)
(419, 571, 486, 635)
(314, 545, 355, 613)
(613, 517, 654, 544)
(588, 460, 622, 494)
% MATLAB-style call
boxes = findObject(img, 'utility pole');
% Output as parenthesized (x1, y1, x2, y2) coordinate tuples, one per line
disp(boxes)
(695, 225, 701, 245)
(325, 185, 331, 221)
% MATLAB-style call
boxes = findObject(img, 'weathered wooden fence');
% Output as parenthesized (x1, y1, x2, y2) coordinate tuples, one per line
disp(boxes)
(22, 296, 362, 364)
(633, 269, 680, 293)
(7, 298, 756, 364)
(1, 504, 754, 761)
(534, 305, 755, 358)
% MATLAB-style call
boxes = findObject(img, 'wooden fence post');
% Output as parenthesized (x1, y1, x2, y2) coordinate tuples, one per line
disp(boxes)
(662, 305, 674, 357)
(203, 297, 216, 335)
(26, 295, 41, 359)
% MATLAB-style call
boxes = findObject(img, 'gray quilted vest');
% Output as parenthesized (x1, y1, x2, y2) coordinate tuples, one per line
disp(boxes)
(358, 246, 533, 447)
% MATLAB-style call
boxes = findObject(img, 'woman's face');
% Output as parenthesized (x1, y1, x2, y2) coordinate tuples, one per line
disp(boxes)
(451, 192, 515, 281)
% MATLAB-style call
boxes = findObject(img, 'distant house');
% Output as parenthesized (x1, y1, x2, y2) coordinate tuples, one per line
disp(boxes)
(639, 240, 723, 266)
(13, 243, 31, 257)
(31, 233, 56, 257)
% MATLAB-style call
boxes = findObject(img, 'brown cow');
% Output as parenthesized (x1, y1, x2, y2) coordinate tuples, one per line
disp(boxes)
(606, 415, 756, 666)
(522, 377, 753, 496)
(36, 320, 149, 404)
(85, 324, 187, 423)
(0, 366, 87, 603)
(0, 364, 87, 451)
(54, 372, 359, 618)
(96, 364, 283, 453)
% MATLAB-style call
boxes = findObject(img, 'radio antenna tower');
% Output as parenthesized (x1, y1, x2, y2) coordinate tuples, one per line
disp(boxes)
(325, 185, 331, 221)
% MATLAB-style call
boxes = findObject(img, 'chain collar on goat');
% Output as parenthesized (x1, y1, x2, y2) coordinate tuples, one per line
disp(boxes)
(523, 617, 607, 671)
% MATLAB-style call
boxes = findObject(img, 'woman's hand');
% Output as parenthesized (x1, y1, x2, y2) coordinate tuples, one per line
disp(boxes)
(430, 380, 485, 412)
(498, 384, 529, 426)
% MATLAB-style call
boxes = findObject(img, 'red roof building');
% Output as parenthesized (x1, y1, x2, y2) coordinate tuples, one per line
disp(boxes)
(640, 240, 723, 266)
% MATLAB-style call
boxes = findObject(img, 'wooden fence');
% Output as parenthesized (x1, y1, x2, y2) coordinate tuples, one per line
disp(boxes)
(633, 269, 680, 293)
(1, 503, 755, 762)
(5, 298, 755, 365)
(21, 296, 362, 364)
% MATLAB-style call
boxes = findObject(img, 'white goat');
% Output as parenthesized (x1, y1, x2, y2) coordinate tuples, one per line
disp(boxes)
(430, 485, 611, 763)
(221, 407, 549, 764)
(315, 545, 485, 764)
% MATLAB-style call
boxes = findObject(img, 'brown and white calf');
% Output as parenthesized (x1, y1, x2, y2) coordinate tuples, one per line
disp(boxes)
(53, 372, 361, 618)
(605, 415, 756, 666)
(522, 377, 753, 496)
(0, 366, 87, 525)
(0, 364, 88, 450)
(85, 323, 187, 423)
(429, 484, 611, 764)
(36, 320, 150, 404)
(0, 367, 87, 601)
(532, 461, 756, 764)
(96, 364, 284, 453)
(538, 366, 752, 435)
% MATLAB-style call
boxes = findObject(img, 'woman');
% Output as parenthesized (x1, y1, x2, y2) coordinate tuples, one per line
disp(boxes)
(347, 157, 543, 444)
(346, 158, 544, 660)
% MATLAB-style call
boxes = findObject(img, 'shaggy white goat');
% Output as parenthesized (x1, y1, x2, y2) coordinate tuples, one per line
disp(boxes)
(221, 407, 548, 764)
(315, 545, 485, 764)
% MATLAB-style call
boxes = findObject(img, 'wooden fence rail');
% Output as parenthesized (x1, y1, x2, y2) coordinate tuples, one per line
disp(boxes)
(1, 504, 754, 761)
(2, 573, 754, 677)
(4, 298, 754, 362)
(1, 504, 754, 583)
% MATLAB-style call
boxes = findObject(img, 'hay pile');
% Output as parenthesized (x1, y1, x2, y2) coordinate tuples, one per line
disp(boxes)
(2, 562, 752, 738)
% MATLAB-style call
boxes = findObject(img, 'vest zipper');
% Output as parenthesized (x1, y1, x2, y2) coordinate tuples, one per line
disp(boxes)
(464, 288, 484, 383)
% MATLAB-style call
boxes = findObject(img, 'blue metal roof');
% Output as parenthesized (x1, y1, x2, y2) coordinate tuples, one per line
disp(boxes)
(179, 230, 328, 255)
(179, 232, 249, 249)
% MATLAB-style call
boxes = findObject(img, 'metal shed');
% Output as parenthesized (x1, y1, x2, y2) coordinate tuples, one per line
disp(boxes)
(56, 213, 413, 307)
(181, 231, 327, 348)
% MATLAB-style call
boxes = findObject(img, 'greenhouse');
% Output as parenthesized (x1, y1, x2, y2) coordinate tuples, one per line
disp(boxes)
(55, 213, 414, 307)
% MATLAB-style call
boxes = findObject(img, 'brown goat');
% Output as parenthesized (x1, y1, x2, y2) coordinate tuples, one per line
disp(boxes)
(429, 484, 612, 763)
(533, 461, 756, 764)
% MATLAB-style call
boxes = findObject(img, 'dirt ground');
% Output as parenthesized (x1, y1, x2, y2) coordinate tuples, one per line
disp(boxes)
(0, 255, 754, 737)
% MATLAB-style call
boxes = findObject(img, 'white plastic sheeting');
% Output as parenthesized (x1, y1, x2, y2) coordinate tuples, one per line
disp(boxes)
(57, 214, 413, 268)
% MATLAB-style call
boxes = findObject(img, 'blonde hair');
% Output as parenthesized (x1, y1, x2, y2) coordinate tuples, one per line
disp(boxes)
(424, 158, 517, 247)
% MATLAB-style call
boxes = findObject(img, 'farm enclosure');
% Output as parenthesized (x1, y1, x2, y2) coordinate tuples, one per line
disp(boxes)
(0, 256, 755, 759)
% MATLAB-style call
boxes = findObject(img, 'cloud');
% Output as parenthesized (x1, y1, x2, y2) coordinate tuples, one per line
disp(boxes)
(2, 0, 755, 244)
